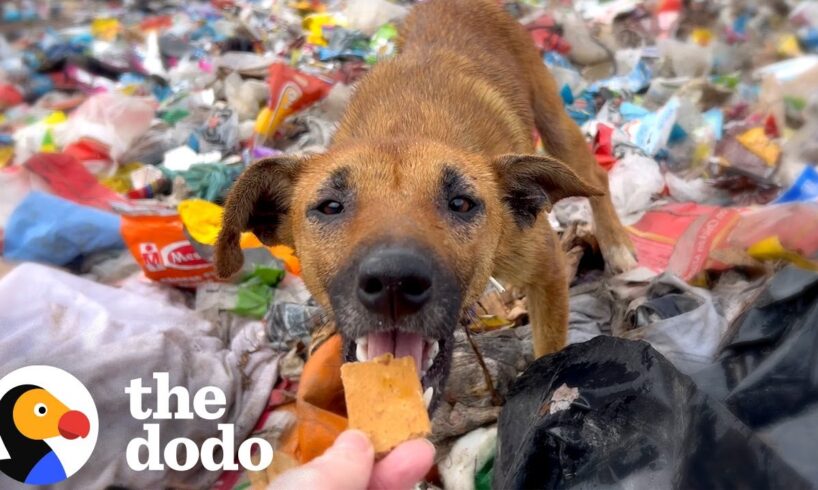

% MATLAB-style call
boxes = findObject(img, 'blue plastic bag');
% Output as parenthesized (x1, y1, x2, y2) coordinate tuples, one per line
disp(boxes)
(775, 166, 818, 204)
(587, 60, 652, 94)
(4, 192, 124, 266)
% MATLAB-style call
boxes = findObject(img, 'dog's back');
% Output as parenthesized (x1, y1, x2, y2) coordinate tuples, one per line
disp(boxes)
(333, 0, 553, 156)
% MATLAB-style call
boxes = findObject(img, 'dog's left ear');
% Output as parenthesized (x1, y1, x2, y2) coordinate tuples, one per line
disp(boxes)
(215, 156, 304, 278)
(493, 154, 603, 227)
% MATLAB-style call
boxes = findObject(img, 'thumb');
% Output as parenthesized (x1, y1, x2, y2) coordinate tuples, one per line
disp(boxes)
(270, 430, 375, 490)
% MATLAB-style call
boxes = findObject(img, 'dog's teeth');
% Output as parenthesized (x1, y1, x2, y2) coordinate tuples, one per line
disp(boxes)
(422, 340, 439, 371)
(356, 342, 368, 362)
(423, 387, 434, 409)
(356, 336, 368, 347)
(427, 341, 439, 361)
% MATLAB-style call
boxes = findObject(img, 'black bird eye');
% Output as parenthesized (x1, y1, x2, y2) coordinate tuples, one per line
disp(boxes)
(34, 403, 47, 416)
(449, 196, 476, 213)
(317, 200, 344, 215)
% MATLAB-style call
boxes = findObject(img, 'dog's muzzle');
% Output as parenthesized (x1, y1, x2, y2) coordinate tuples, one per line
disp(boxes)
(330, 242, 462, 413)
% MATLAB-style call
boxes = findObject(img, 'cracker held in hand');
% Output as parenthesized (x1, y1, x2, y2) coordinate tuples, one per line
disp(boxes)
(341, 353, 431, 455)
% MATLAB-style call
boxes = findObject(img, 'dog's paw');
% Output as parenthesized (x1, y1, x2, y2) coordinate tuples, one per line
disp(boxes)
(603, 244, 638, 275)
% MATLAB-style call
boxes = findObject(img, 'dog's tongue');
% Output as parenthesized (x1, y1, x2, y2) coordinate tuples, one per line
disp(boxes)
(367, 331, 424, 376)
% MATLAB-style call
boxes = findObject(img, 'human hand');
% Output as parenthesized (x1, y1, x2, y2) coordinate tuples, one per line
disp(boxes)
(269, 430, 435, 490)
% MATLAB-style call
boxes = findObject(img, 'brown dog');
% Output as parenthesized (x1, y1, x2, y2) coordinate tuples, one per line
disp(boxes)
(215, 0, 635, 408)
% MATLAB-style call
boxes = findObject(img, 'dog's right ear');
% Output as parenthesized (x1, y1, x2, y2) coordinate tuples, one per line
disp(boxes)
(215, 156, 304, 278)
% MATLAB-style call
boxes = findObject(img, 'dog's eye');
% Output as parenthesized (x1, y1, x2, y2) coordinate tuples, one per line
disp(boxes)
(317, 200, 344, 215)
(449, 196, 476, 213)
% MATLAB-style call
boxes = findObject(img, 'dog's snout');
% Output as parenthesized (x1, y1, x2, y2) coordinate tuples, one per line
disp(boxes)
(356, 247, 433, 320)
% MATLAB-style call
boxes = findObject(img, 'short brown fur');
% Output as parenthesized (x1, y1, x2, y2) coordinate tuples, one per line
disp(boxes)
(216, 0, 635, 358)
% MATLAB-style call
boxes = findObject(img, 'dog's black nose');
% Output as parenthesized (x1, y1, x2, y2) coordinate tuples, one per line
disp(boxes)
(356, 247, 433, 320)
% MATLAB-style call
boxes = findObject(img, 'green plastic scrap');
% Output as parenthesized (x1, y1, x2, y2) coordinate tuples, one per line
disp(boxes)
(160, 108, 190, 125)
(365, 23, 398, 65)
(160, 162, 244, 202)
(475, 457, 494, 490)
(249, 264, 286, 287)
(231, 264, 285, 319)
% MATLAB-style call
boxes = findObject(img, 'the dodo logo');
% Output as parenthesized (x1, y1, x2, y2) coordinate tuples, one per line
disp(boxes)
(0, 366, 98, 485)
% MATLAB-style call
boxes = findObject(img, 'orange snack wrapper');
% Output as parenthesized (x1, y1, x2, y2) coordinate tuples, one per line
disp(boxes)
(121, 214, 217, 287)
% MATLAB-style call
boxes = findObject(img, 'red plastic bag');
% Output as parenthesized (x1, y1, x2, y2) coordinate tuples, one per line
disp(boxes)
(23, 152, 126, 211)
(629, 203, 741, 280)
(525, 14, 571, 54)
(629, 202, 818, 280)
(0, 84, 23, 109)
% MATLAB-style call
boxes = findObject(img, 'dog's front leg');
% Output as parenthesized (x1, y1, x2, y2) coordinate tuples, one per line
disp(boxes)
(497, 224, 570, 359)
(525, 249, 570, 359)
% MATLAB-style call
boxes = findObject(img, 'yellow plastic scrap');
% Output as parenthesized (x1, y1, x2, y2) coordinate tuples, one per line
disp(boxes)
(736, 127, 781, 166)
(100, 162, 143, 193)
(747, 236, 818, 272)
(178, 199, 302, 274)
(43, 111, 67, 125)
(0, 146, 13, 168)
(776, 34, 803, 59)
(91, 18, 121, 41)
(303, 13, 344, 46)
(254, 106, 276, 138)
(178, 199, 229, 246)
(254, 82, 302, 138)
(475, 315, 512, 331)
(690, 28, 713, 46)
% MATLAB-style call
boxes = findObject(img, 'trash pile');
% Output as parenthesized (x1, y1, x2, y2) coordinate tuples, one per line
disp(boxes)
(0, 0, 817, 488)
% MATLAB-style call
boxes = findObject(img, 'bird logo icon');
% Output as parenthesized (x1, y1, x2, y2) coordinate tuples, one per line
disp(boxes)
(0, 366, 98, 485)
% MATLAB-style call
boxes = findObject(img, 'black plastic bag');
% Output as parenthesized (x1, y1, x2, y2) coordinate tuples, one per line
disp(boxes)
(494, 336, 810, 489)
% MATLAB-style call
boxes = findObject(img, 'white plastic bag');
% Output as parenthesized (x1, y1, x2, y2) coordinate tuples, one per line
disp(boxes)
(62, 93, 158, 162)
(609, 154, 665, 224)
(344, 0, 408, 36)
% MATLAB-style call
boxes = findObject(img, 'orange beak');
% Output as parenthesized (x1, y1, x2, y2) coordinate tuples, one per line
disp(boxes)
(58, 410, 90, 439)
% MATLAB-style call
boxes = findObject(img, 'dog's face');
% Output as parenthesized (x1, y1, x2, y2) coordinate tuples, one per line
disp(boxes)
(215, 139, 599, 410)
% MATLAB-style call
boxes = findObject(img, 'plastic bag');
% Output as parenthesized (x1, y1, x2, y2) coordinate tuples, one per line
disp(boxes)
(22, 152, 126, 211)
(191, 106, 240, 154)
(278, 335, 347, 464)
(608, 153, 665, 224)
(4, 191, 124, 266)
(121, 213, 217, 287)
(224, 71, 269, 120)
(265, 274, 323, 351)
(344, 0, 408, 36)
(232, 264, 286, 319)
(0, 263, 279, 489)
(62, 93, 158, 162)
(634, 203, 745, 280)
(0, 166, 47, 232)
(629, 202, 818, 280)
(728, 203, 818, 271)
(494, 336, 810, 489)
(774, 166, 818, 203)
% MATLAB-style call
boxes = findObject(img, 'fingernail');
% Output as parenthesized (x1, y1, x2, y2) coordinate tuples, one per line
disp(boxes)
(418, 438, 436, 455)
(334, 430, 372, 453)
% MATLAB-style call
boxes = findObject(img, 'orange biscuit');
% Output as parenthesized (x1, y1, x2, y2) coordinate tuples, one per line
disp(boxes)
(341, 354, 431, 456)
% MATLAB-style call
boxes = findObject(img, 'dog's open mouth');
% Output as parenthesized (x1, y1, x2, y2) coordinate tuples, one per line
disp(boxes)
(345, 330, 449, 410)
